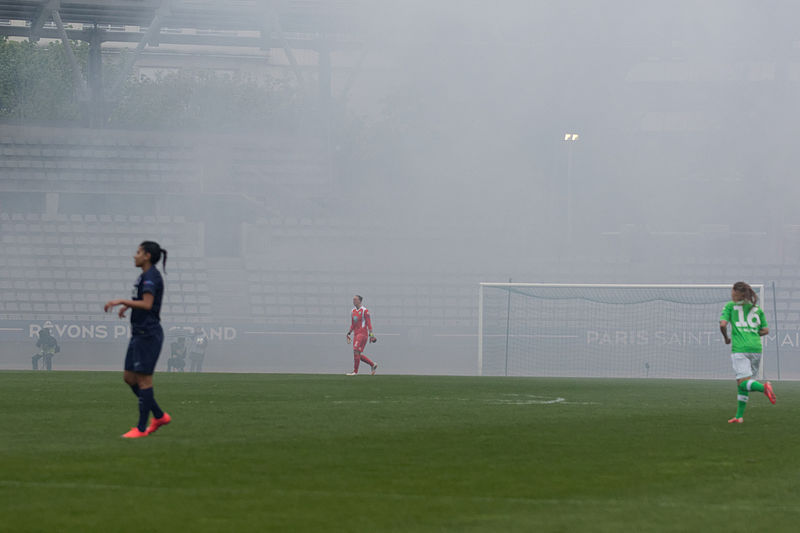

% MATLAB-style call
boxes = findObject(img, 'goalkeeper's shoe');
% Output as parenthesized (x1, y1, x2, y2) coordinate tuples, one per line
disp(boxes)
(346, 372, 357, 376)
(764, 381, 776, 404)
(371, 363, 378, 376)
(121, 427, 149, 438)
(146, 412, 171, 435)
(727, 417, 744, 424)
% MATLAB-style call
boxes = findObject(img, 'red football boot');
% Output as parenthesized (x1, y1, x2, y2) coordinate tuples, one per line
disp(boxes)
(122, 427, 149, 438)
(146, 412, 171, 435)
(764, 382, 776, 405)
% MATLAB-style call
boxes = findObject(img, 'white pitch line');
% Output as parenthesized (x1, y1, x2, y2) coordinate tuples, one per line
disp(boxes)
(486, 397, 566, 405)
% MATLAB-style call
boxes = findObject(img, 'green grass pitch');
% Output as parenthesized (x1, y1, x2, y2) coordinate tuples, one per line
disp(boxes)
(2, 371, 800, 532)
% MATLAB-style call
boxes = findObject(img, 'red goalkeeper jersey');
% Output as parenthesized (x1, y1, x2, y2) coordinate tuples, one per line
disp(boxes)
(350, 306, 372, 336)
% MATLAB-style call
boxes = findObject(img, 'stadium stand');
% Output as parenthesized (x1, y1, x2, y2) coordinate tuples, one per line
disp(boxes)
(0, 126, 198, 194)
(0, 126, 333, 197)
(244, 262, 479, 329)
(2, 201, 800, 332)
(0, 212, 208, 323)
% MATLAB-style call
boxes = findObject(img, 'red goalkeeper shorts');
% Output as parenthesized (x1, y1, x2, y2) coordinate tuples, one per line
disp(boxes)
(353, 333, 368, 352)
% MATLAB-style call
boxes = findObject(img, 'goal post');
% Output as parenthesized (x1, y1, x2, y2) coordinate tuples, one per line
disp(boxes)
(478, 283, 774, 379)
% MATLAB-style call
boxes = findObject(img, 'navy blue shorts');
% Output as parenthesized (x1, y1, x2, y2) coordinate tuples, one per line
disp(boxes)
(124, 328, 164, 375)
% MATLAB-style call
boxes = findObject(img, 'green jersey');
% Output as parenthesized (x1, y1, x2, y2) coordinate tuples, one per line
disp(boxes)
(720, 301, 767, 353)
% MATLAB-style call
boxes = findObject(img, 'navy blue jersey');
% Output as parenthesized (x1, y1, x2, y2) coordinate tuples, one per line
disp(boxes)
(131, 267, 164, 331)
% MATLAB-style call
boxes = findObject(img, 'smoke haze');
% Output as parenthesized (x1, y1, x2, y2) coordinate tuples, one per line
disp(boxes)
(2, 1, 800, 376)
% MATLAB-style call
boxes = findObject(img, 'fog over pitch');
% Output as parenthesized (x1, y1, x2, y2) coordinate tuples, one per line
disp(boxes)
(2, 1, 799, 375)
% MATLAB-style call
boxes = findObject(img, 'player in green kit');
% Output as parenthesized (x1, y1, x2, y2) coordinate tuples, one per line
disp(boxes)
(719, 281, 776, 424)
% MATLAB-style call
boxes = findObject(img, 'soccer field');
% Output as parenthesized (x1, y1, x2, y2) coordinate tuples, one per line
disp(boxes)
(2, 372, 799, 532)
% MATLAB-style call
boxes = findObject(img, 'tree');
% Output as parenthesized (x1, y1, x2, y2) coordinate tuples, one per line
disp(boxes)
(0, 37, 315, 131)
(0, 37, 87, 122)
(107, 69, 307, 132)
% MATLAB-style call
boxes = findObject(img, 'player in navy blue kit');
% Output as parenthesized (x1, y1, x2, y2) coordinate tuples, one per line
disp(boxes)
(105, 241, 172, 439)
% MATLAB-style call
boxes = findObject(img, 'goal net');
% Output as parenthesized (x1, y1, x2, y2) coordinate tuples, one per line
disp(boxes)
(478, 283, 772, 379)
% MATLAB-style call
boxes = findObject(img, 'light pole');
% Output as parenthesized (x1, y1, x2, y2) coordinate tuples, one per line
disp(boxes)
(563, 133, 579, 250)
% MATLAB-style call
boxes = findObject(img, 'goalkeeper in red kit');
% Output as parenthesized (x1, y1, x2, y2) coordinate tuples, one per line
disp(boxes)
(346, 295, 378, 375)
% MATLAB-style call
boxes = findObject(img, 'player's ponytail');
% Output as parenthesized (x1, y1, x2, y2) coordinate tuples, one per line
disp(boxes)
(161, 247, 168, 274)
(140, 240, 168, 274)
(732, 281, 757, 307)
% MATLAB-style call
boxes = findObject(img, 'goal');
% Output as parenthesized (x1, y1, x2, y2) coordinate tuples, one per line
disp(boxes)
(478, 283, 773, 379)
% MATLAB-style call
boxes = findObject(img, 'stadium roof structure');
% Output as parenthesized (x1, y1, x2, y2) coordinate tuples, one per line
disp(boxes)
(0, 0, 364, 46)
(0, 0, 366, 125)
